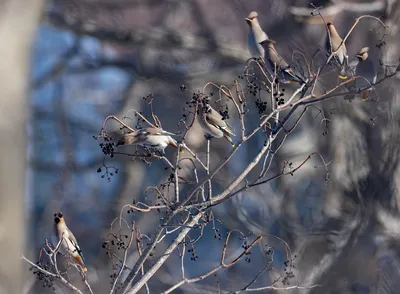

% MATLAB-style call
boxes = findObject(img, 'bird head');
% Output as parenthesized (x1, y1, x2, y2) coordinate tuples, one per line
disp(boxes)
(326, 22, 339, 35)
(116, 133, 136, 146)
(54, 211, 64, 224)
(356, 47, 369, 61)
(245, 11, 258, 25)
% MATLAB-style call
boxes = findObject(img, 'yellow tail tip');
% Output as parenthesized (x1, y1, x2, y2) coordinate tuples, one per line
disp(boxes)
(83, 267, 88, 273)
(179, 149, 185, 154)
(338, 75, 347, 80)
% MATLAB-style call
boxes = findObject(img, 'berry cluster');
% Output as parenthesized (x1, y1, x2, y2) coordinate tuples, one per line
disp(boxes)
(274, 89, 285, 106)
(219, 104, 230, 120)
(282, 255, 297, 286)
(30, 261, 56, 290)
(255, 98, 267, 115)
(188, 246, 199, 261)
(97, 165, 118, 182)
(241, 237, 252, 263)
(102, 233, 130, 252)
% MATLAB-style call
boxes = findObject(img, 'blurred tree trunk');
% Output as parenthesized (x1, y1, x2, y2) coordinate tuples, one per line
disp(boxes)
(0, 0, 45, 293)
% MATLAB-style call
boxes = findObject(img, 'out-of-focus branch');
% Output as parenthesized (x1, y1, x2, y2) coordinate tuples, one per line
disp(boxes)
(161, 232, 263, 294)
(290, 1, 387, 23)
(44, 10, 248, 62)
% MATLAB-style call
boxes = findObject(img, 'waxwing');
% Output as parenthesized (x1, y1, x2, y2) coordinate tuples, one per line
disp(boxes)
(245, 11, 269, 58)
(325, 22, 349, 79)
(197, 98, 235, 146)
(259, 39, 306, 84)
(116, 127, 181, 154)
(355, 47, 377, 101)
(52, 212, 87, 273)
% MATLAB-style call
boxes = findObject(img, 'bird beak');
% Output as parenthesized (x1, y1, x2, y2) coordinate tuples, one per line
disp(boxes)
(245, 18, 252, 24)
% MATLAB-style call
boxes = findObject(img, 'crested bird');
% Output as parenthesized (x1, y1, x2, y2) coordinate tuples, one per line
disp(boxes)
(245, 11, 269, 59)
(116, 127, 182, 155)
(325, 22, 349, 79)
(259, 39, 306, 84)
(53, 212, 87, 273)
(355, 47, 377, 101)
(197, 98, 235, 146)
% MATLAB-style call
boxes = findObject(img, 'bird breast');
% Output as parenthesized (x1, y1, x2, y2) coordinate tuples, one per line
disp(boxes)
(139, 135, 170, 149)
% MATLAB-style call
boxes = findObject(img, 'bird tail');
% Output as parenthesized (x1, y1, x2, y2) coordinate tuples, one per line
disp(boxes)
(286, 69, 306, 84)
(160, 130, 177, 136)
(168, 139, 185, 153)
(338, 56, 349, 80)
(338, 65, 347, 80)
(223, 135, 235, 147)
(75, 255, 87, 273)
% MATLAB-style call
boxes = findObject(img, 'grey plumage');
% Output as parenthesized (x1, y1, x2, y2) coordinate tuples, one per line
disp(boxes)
(355, 47, 377, 101)
(245, 11, 269, 58)
(52, 212, 87, 272)
(259, 39, 306, 84)
(325, 22, 349, 79)
(197, 98, 235, 146)
(116, 127, 179, 153)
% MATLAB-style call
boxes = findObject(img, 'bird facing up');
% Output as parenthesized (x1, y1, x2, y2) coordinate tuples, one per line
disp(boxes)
(53, 212, 87, 273)
(325, 22, 349, 79)
(259, 39, 306, 84)
(197, 98, 235, 146)
(116, 127, 181, 154)
(245, 11, 269, 59)
(355, 47, 377, 101)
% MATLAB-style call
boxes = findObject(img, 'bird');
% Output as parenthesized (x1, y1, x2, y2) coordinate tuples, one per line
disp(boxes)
(259, 39, 306, 84)
(116, 127, 182, 155)
(325, 22, 349, 79)
(355, 47, 377, 101)
(197, 98, 235, 146)
(52, 212, 87, 273)
(245, 11, 269, 59)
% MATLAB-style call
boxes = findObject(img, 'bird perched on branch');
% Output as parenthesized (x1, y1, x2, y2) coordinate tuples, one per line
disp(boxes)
(116, 127, 182, 155)
(197, 97, 235, 146)
(52, 212, 87, 273)
(325, 22, 349, 79)
(259, 39, 306, 84)
(355, 47, 377, 101)
(245, 11, 269, 59)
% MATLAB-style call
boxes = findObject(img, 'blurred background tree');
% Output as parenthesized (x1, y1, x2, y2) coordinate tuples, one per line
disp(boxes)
(0, 1, 45, 293)
(15, 0, 400, 293)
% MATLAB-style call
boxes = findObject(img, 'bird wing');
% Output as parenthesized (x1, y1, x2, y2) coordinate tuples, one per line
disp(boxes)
(284, 67, 305, 83)
(325, 33, 331, 54)
(206, 109, 235, 136)
(67, 232, 85, 262)
(144, 128, 176, 137)
(270, 47, 290, 69)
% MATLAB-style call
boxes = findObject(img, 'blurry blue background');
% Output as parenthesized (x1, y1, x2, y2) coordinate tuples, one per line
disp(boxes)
(24, 0, 400, 293)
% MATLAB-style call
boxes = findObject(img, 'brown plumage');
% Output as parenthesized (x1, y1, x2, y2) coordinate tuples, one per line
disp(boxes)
(355, 47, 377, 101)
(245, 11, 269, 58)
(53, 212, 87, 273)
(259, 39, 306, 84)
(116, 127, 181, 154)
(325, 22, 349, 79)
(197, 98, 235, 146)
